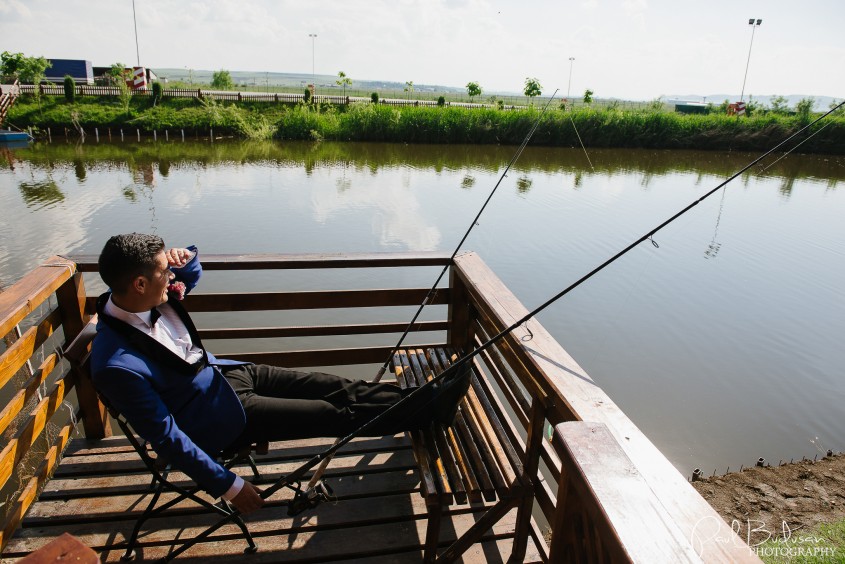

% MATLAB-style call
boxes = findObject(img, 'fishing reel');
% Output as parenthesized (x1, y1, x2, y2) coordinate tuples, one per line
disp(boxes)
(287, 480, 334, 516)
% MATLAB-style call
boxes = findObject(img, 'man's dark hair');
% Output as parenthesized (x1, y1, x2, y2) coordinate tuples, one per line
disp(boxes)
(98, 233, 165, 294)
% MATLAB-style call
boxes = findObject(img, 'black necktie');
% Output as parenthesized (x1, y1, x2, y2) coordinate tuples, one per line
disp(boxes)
(150, 307, 161, 325)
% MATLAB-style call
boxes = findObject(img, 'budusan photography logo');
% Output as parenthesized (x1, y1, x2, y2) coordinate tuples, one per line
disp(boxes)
(690, 516, 837, 559)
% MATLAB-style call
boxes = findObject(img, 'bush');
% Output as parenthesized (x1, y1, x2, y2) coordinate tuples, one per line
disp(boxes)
(151, 81, 163, 105)
(63, 75, 75, 103)
(371, 92, 379, 104)
(303, 88, 312, 104)
(437, 96, 446, 107)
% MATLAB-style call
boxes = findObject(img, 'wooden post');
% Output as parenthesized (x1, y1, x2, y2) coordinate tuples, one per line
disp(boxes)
(509, 398, 546, 563)
(55, 271, 110, 439)
(447, 264, 472, 352)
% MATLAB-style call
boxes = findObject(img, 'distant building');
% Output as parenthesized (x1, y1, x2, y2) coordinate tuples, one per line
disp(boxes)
(45, 59, 94, 84)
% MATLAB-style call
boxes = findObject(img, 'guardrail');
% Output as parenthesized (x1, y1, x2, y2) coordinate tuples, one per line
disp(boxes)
(16, 84, 524, 109)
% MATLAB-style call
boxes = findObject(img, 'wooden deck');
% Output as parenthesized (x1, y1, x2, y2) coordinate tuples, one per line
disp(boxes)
(3, 434, 542, 562)
(0, 252, 762, 562)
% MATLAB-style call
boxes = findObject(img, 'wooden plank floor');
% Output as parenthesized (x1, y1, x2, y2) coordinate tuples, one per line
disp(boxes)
(3, 434, 543, 563)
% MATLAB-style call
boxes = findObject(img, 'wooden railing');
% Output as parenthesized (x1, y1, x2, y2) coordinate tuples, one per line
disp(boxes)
(0, 252, 760, 560)
(0, 80, 20, 126)
(0, 257, 100, 550)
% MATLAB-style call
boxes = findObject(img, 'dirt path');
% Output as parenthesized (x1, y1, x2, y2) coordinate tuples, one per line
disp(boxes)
(692, 453, 845, 547)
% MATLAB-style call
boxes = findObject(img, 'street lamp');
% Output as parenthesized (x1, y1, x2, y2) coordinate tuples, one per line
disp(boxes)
(308, 33, 317, 96)
(739, 18, 762, 103)
(567, 57, 575, 100)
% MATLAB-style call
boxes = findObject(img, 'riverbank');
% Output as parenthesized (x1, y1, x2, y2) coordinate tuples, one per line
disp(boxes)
(7, 96, 845, 154)
(693, 453, 845, 561)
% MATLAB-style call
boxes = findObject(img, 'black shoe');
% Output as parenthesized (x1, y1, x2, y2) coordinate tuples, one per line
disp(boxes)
(432, 362, 472, 426)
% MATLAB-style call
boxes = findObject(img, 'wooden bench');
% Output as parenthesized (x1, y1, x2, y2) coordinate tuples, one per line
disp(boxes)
(391, 347, 530, 563)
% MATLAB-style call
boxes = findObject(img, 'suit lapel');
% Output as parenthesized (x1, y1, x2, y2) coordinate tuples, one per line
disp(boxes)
(96, 293, 207, 375)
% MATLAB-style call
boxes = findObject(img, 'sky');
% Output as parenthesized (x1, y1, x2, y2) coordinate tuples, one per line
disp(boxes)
(1, 0, 843, 101)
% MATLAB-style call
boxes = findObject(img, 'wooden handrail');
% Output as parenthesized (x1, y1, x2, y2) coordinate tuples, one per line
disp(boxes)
(0, 257, 75, 338)
(69, 251, 452, 271)
(451, 251, 760, 562)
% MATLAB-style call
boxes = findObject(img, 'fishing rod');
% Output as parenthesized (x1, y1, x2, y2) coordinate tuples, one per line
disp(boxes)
(372, 89, 560, 383)
(184, 100, 845, 552)
(296, 90, 561, 498)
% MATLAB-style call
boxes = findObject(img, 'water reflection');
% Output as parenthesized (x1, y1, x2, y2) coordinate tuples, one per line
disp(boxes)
(18, 179, 65, 208)
(1, 139, 844, 482)
(2, 140, 842, 186)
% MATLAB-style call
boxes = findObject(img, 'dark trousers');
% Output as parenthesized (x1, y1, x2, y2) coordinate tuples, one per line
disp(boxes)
(223, 364, 428, 447)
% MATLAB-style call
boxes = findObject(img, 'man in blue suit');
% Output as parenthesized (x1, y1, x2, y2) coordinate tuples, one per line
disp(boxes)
(91, 233, 469, 515)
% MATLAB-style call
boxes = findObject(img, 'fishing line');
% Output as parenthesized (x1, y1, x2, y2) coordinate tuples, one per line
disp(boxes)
(568, 114, 595, 171)
(196, 99, 845, 537)
(757, 120, 832, 175)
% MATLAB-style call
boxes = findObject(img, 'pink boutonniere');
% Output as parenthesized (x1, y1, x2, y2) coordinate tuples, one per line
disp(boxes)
(167, 281, 187, 301)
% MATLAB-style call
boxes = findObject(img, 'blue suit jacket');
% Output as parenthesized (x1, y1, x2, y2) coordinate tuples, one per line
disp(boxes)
(91, 247, 248, 497)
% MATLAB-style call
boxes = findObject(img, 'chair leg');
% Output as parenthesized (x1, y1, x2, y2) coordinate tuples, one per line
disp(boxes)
(246, 455, 261, 478)
(423, 502, 442, 563)
(221, 499, 258, 553)
(123, 478, 167, 560)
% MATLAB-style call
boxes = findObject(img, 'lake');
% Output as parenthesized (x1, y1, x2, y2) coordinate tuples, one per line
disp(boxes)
(1, 138, 843, 479)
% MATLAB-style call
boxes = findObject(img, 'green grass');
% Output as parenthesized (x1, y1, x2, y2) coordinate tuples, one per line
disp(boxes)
(756, 518, 845, 563)
(7, 95, 844, 154)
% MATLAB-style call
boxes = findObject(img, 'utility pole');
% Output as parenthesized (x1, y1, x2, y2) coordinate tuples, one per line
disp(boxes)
(308, 33, 317, 96)
(132, 0, 141, 66)
(567, 57, 575, 100)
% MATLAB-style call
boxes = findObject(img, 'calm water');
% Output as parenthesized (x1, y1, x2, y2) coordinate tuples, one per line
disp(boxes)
(2, 139, 844, 478)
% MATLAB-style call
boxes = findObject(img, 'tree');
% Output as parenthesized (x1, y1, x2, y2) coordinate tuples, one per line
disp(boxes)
(768, 95, 789, 114)
(1, 51, 51, 99)
(211, 69, 234, 90)
(0, 51, 25, 79)
(110, 63, 132, 115)
(523, 77, 542, 99)
(466, 81, 482, 102)
(583, 89, 594, 104)
(404, 80, 414, 100)
(795, 97, 815, 122)
(336, 71, 352, 97)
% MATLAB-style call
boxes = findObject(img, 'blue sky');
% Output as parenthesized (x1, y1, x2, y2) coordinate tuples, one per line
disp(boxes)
(1, 0, 842, 100)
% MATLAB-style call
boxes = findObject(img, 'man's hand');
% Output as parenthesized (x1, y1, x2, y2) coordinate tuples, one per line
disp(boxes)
(230, 481, 265, 514)
(165, 247, 193, 268)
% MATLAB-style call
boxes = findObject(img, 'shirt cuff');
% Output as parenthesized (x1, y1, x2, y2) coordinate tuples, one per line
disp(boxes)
(221, 475, 244, 501)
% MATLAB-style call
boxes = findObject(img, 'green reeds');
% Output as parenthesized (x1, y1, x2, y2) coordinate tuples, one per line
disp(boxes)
(8, 96, 845, 154)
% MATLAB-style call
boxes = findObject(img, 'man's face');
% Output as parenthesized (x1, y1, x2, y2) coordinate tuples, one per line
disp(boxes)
(143, 251, 175, 308)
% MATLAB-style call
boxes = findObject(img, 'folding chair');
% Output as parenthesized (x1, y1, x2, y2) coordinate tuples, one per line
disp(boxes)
(63, 317, 262, 562)
(108, 404, 259, 562)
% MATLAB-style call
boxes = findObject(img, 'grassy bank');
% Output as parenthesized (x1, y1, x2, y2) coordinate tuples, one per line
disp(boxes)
(757, 518, 844, 563)
(7, 96, 845, 154)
